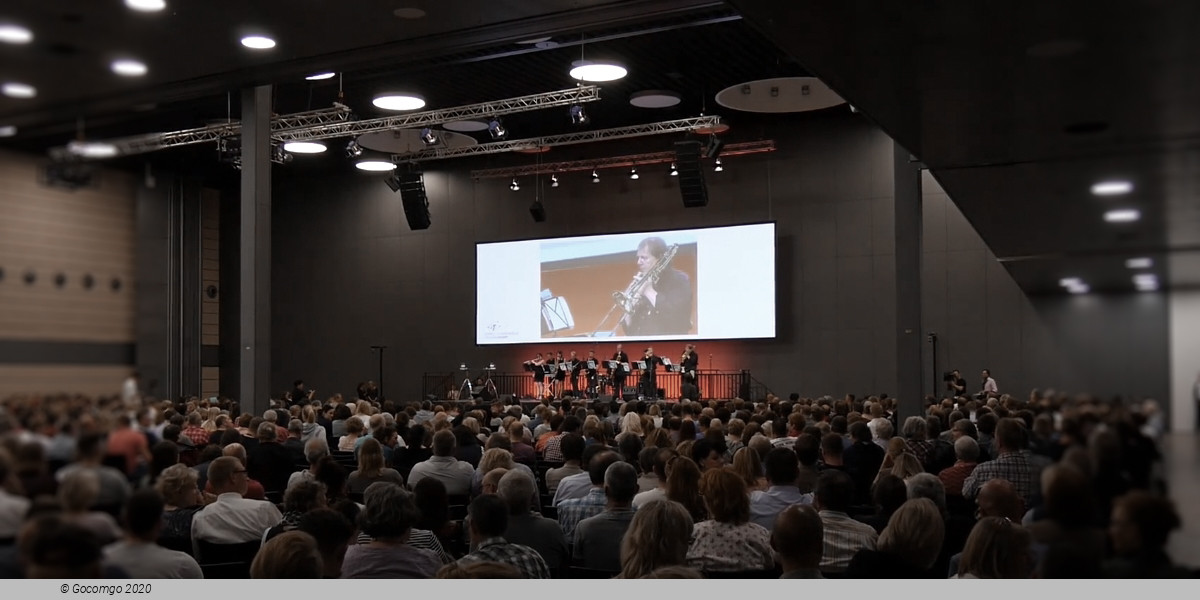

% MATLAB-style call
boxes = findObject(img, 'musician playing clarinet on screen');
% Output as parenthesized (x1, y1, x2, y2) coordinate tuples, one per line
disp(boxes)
(618, 237, 693, 336)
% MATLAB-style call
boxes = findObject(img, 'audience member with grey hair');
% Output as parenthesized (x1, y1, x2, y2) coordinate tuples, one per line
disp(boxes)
(573, 461, 638, 571)
(341, 482, 441, 579)
(248, 419, 303, 495)
(287, 437, 330, 491)
(871, 419, 894, 451)
(497, 470, 568, 570)
(906, 473, 947, 516)
(939, 436, 980, 498)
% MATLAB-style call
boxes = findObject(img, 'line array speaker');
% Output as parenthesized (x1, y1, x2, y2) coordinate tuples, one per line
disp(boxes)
(397, 172, 431, 230)
(674, 141, 708, 208)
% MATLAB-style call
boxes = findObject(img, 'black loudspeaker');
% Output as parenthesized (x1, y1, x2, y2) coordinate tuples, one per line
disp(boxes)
(397, 172, 431, 230)
(622, 386, 638, 401)
(674, 141, 708, 208)
(529, 200, 546, 222)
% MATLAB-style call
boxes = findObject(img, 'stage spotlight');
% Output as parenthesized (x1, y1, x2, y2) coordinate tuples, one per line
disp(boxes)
(529, 199, 546, 222)
(551, 174, 559, 188)
(510, 178, 520, 192)
(714, 158, 724, 172)
(569, 104, 589, 125)
(591, 169, 600, 184)
(488, 118, 507, 140)
(669, 162, 678, 177)
(419, 127, 438, 146)
(629, 167, 639, 180)
(705, 136, 724, 159)
(345, 140, 363, 158)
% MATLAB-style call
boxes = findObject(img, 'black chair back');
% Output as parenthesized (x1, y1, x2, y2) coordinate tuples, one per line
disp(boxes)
(196, 539, 261, 565)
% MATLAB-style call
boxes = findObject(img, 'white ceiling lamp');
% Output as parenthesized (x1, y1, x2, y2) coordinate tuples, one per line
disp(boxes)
(714, 158, 724, 172)
(629, 167, 639, 180)
(591, 169, 600, 184)
(1091, 180, 1133, 196)
(443, 120, 489, 132)
(126, 0, 167, 11)
(1134, 274, 1159, 292)
(355, 158, 396, 172)
(0, 125, 17, 137)
(1, 82, 36, 98)
(570, 60, 626, 82)
(305, 72, 336, 81)
(669, 162, 678, 177)
(1125, 257, 1153, 269)
(0, 24, 33, 44)
(372, 92, 425, 111)
(630, 90, 682, 108)
(282, 141, 327, 154)
(1066, 284, 1090, 294)
(67, 140, 119, 159)
(1058, 277, 1082, 287)
(111, 59, 148, 77)
(240, 35, 276, 50)
(1104, 208, 1140, 223)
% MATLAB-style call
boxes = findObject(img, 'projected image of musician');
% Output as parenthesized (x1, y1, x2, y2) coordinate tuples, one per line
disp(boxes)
(617, 236, 694, 336)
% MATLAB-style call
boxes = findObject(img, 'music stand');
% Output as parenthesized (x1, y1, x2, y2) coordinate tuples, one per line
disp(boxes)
(635, 361, 647, 370)
(540, 290, 574, 336)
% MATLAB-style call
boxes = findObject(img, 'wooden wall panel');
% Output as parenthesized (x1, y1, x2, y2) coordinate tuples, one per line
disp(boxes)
(0, 365, 132, 397)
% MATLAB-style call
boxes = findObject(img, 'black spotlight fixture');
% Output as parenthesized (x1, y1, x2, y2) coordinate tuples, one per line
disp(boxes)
(487, 118, 507, 140)
(704, 136, 724, 159)
(345, 140, 363, 157)
(509, 178, 520, 192)
(591, 169, 600, 184)
(529, 199, 546, 222)
(550, 174, 559, 188)
(569, 104, 589, 125)
(419, 127, 438, 146)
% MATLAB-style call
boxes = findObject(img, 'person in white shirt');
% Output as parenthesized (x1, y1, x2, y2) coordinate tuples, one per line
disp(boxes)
(287, 438, 329, 491)
(980, 369, 999, 399)
(407, 430, 475, 496)
(192, 457, 282, 548)
(104, 489, 202, 579)
(632, 448, 675, 509)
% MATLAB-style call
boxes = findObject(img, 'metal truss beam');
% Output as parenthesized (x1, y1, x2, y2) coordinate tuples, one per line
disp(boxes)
(395, 115, 723, 163)
(469, 140, 776, 179)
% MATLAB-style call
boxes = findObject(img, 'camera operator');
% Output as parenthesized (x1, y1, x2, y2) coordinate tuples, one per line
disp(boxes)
(943, 369, 967, 398)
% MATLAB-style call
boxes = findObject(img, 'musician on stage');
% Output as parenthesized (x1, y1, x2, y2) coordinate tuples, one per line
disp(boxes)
(639, 347, 661, 401)
(567, 350, 582, 397)
(619, 237, 693, 336)
(584, 350, 599, 398)
(680, 344, 700, 402)
(552, 351, 567, 398)
(524, 353, 546, 399)
(609, 344, 630, 398)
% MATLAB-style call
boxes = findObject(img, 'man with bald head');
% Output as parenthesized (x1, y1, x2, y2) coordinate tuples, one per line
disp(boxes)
(191, 456, 282, 546)
(202, 443, 266, 500)
(772, 505, 824, 578)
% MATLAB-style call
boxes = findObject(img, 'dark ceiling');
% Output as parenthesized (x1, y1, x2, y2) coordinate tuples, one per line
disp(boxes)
(730, 0, 1200, 295)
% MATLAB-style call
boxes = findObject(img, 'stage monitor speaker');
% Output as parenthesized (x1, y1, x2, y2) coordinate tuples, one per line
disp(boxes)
(674, 141, 708, 208)
(622, 386, 638, 401)
(397, 172, 431, 230)
(596, 395, 614, 405)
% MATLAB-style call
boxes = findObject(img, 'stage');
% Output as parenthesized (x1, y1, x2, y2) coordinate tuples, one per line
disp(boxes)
(422, 369, 764, 404)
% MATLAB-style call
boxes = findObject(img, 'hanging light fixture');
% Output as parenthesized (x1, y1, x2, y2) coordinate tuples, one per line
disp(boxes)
(344, 140, 363, 158)
(629, 167, 639, 180)
(591, 169, 600, 184)
(419, 127, 438, 146)
(669, 162, 678, 177)
(569, 105, 589, 125)
(488, 118, 507, 140)
(510, 178, 520, 192)
(714, 158, 724, 172)
(570, 60, 627, 82)
(551, 174, 559, 188)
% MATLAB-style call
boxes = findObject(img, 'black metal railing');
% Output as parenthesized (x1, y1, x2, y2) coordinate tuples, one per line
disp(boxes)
(422, 370, 758, 402)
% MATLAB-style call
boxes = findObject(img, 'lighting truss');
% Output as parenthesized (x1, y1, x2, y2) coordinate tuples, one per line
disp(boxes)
(395, 116, 724, 163)
(277, 85, 599, 142)
(469, 140, 776, 179)
(46, 86, 601, 160)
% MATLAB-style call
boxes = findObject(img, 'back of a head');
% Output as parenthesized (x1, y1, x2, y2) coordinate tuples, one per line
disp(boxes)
(124, 489, 166, 538)
(763, 447, 799, 486)
(23, 516, 103, 579)
(620, 500, 693, 578)
(58, 469, 100, 511)
(995, 418, 1026, 453)
(497, 469, 536, 515)
(954, 435, 980, 462)
(977, 479, 1025, 522)
(793, 433, 820, 466)
(959, 517, 1032, 579)
(699, 468, 750, 524)
(250, 531, 322, 579)
(604, 461, 639, 504)
(902, 416, 927, 440)
(432, 429, 456, 457)
(815, 469, 855, 512)
(1114, 490, 1181, 553)
(879, 498, 945, 570)
(284, 480, 328, 514)
(1042, 465, 1093, 528)
(360, 482, 418, 539)
(771, 504, 823, 566)
(849, 421, 871, 443)
(906, 473, 947, 514)
(588, 450, 621, 485)
(304, 438, 330, 464)
(820, 433, 844, 459)
(468, 493, 509, 538)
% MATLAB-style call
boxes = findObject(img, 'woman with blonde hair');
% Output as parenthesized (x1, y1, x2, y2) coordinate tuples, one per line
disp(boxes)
(955, 517, 1033, 578)
(616, 412, 644, 443)
(59, 470, 122, 545)
(619, 500, 693, 578)
(201, 407, 221, 433)
(846, 497, 945, 577)
(300, 405, 327, 443)
(729, 446, 767, 491)
(348, 438, 404, 495)
(354, 400, 373, 428)
(155, 463, 205, 553)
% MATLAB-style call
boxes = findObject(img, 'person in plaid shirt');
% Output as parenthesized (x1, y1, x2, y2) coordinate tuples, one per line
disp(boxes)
(181, 413, 210, 448)
(961, 419, 1038, 505)
(459, 494, 551, 578)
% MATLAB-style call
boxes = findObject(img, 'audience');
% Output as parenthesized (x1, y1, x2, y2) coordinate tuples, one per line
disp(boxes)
(954, 516, 1033, 578)
(771, 505, 824, 578)
(845, 498, 945, 578)
(407, 430, 475, 496)
(103, 489, 202, 578)
(341, 482, 440, 578)
(191, 456, 283, 545)
(573, 461, 638, 572)
(687, 468, 774, 572)
(296, 509, 356, 579)
(815, 469, 878, 574)
(458, 494, 551, 578)
(497, 470, 568, 571)
(347, 438, 404, 495)
(618, 499, 693, 578)
(558, 451, 621, 542)
(250, 531, 322, 579)
(750, 447, 813, 531)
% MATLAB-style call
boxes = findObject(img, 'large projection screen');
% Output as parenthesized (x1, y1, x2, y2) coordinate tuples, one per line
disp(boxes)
(476, 222, 776, 344)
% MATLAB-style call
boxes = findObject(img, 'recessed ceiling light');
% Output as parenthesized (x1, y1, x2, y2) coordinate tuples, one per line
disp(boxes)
(569, 60, 627, 82)
(1136, 282, 1158, 292)
(125, 0, 167, 11)
(0, 24, 33, 44)
(305, 72, 336, 81)
(67, 140, 119, 158)
(393, 7, 426, 19)
(283, 141, 327, 154)
(372, 93, 425, 111)
(1058, 277, 1082, 287)
(1, 82, 36, 98)
(1133, 274, 1157, 286)
(1125, 257, 1153, 269)
(1104, 208, 1140, 223)
(111, 59, 147, 77)
(1091, 180, 1133, 196)
(240, 35, 276, 50)
(355, 159, 396, 172)
(0, 125, 16, 137)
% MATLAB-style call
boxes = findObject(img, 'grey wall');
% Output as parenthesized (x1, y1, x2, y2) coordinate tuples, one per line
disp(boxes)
(265, 113, 1169, 406)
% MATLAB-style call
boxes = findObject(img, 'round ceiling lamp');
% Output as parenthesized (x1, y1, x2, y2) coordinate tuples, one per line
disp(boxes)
(715, 77, 845, 113)
(0, 24, 33, 44)
(67, 140, 119, 159)
(240, 35, 276, 50)
(355, 158, 396, 172)
(1, 82, 36, 98)
(125, 0, 166, 11)
(569, 60, 627, 82)
(372, 92, 425, 111)
(0, 125, 17, 137)
(629, 90, 682, 108)
(282, 141, 327, 154)
(443, 119, 490, 132)
(111, 59, 148, 77)
(305, 72, 336, 81)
